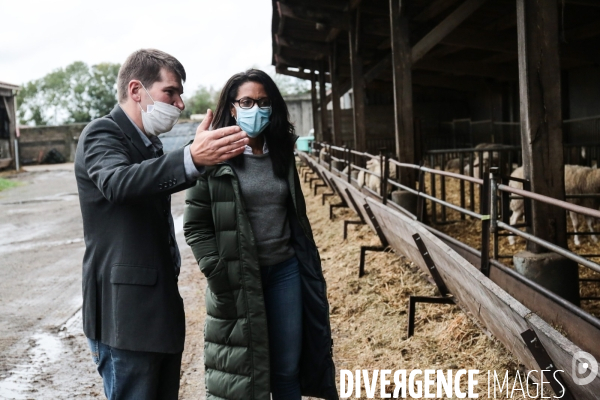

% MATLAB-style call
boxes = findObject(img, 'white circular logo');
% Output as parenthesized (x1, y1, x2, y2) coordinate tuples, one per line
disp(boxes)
(572, 351, 598, 386)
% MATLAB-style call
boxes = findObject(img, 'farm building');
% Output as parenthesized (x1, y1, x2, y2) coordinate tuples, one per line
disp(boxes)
(0, 81, 20, 169)
(275, 1, 600, 398)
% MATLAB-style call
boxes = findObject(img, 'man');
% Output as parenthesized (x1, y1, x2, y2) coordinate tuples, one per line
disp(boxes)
(74, 49, 248, 399)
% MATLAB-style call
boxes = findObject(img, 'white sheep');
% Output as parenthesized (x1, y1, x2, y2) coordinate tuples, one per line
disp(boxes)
(508, 165, 600, 246)
(364, 158, 398, 194)
(318, 148, 329, 163)
(357, 158, 377, 188)
(565, 165, 600, 246)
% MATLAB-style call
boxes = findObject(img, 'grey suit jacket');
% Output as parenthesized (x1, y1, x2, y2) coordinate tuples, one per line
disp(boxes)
(75, 105, 194, 353)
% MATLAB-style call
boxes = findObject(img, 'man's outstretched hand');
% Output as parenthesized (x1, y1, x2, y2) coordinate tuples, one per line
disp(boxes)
(190, 109, 248, 166)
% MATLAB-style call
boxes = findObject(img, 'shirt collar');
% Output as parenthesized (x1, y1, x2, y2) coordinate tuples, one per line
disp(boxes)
(119, 104, 163, 151)
(244, 139, 269, 155)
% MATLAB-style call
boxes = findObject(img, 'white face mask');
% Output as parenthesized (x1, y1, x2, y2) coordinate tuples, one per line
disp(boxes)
(138, 84, 181, 136)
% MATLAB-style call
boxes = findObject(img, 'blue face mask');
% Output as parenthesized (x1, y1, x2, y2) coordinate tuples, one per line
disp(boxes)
(234, 105, 271, 138)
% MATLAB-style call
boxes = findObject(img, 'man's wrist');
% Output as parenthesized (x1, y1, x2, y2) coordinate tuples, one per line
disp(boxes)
(184, 145, 204, 180)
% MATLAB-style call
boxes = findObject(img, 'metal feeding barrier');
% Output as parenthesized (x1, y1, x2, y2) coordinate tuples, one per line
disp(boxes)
(300, 142, 600, 398)
(299, 140, 600, 350)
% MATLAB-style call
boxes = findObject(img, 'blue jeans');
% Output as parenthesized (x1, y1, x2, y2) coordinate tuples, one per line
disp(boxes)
(87, 338, 182, 400)
(261, 255, 303, 400)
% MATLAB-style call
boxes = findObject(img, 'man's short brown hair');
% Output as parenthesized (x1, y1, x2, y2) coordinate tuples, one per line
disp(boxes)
(117, 49, 186, 102)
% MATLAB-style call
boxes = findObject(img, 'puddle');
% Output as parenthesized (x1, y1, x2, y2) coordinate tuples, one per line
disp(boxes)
(0, 332, 64, 399)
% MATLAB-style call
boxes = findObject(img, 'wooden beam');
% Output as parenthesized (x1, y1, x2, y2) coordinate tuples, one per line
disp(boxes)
(325, 28, 341, 42)
(413, 0, 462, 22)
(440, 27, 515, 53)
(274, 54, 322, 70)
(329, 41, 342, 145)
(390, 0, 415, 187)
(310, 72, 320, 140)
(566, 20, 600, 41)
(485, 10, 517, 31)
(415, 58, 518, 80)
(411, 0, 489, 63)
(364, 53, 393, 83)
(517, 0, 568, 251)
(412, 72, 488, 92)
(426, 44, 464, 58)
(275, 66, 330, 83)
(276, 2, 286, 35)
(276, 2, 350, 31)
(567, 0, 600, 6)
(275, 35, 330, 56)
(318, 62, 330, 142)
(349, 10, 367, 152)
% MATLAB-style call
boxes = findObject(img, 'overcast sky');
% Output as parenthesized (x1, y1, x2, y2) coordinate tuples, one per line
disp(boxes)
(0, 0, 274, 96)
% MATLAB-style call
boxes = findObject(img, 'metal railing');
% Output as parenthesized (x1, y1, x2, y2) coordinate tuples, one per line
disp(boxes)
(308, 140, 600, 289)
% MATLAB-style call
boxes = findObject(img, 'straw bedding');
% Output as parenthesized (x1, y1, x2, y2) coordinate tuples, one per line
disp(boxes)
(300, 169, 540, 399)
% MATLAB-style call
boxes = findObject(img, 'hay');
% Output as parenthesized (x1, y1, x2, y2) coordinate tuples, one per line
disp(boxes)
(300, 170, 536, 399)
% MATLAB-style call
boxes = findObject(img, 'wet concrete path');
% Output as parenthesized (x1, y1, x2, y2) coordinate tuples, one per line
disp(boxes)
(0, 165, 207, 399)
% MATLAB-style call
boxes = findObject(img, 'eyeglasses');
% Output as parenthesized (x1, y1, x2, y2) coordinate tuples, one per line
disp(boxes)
(232, 97, 272, 109)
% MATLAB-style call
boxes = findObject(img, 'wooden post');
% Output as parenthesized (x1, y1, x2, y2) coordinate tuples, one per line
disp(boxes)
(517, 0, 567, 252)
(390, 0, 416, 188)
(310, 71, 320, 140)
(328, 42, 341, 146)
(349, 11, 367, 152)
(318, 64, 330, 143)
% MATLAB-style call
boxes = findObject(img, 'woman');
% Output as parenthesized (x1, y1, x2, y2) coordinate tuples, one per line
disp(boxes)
(183, 69, 338, 400)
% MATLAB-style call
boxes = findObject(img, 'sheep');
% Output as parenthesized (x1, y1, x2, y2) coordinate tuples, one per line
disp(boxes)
(507, 166, 525, 245)
(364, 158, 398, 195)
(318, 148, 329, 163)
(466, 143, 514, 178)
(342, 158, 398, 193)
(357, 158, 377, 188)
(508, 165, 600, 246)
(565, 165, 600, 246)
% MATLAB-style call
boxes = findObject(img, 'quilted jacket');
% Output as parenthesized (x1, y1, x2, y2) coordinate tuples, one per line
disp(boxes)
(183, 158, 338, 400)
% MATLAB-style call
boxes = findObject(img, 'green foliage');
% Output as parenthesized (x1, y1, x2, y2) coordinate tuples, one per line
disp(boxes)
(17, 61, 120, 126)
(182, 85, 220, 119)
(0, 178, 20, 192)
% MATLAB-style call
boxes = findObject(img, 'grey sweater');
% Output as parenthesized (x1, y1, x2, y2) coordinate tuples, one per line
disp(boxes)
(232, 153, 295, 266)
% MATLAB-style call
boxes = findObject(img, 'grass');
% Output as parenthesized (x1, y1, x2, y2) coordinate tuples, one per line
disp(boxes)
(0, 177, 20, 192)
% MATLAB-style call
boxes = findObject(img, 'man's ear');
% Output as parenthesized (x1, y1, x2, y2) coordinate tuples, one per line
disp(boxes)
(128, 80, 142, 103)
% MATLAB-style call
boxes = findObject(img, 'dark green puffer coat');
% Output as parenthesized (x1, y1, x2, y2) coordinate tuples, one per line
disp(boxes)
(183, 159, 338, 400)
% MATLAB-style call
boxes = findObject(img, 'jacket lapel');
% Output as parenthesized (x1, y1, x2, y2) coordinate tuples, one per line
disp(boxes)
(110, 105, 154, 160)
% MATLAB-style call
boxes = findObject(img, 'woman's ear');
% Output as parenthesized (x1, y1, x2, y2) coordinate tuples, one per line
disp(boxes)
(230, 105, 236, 119)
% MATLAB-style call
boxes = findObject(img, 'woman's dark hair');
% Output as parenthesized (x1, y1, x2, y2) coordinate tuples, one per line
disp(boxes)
(212, 69, 296, 179)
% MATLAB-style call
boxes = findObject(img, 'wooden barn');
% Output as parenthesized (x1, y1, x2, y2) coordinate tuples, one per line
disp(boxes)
(276, 2, 600, 397)
(0, 81, 19, 169)
(272, 0, 600, 284)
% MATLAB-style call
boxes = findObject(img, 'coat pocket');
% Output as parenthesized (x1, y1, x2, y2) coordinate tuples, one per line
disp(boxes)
(111, 265, 158, 286)
(205, 258, 231, 295)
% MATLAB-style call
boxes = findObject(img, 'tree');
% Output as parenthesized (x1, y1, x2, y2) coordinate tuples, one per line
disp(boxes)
(17, 61, 120, 125)
(271, 73, 311, 96)
(182, 85, 220, 119)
